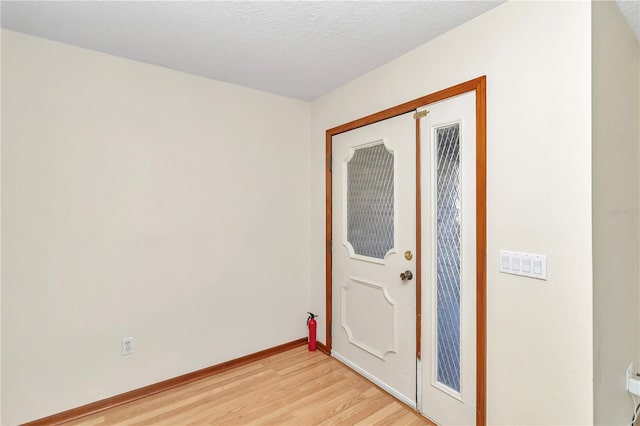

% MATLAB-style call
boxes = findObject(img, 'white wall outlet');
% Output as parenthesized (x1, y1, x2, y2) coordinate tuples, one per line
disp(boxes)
(121, 337, 134, 356)
(626, 362, 640, 396)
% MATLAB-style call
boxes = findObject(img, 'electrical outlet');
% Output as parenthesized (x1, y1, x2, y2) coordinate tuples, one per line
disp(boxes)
(121, 337, 134, 356)
(626, 362, 640, 396)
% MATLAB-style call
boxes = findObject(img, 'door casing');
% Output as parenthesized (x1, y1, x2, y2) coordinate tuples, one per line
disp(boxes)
(324, 77, 487, 425)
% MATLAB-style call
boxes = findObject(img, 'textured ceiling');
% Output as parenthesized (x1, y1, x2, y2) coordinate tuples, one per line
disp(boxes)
(0, 1, 505, 100)
(1, 1, 638, 101)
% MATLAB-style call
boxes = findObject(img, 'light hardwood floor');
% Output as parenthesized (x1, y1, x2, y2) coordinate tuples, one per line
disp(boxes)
(63, 346, 432, 425)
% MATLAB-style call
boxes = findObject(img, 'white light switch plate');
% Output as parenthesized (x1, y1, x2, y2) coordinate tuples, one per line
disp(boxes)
(499, 250, 547, 280)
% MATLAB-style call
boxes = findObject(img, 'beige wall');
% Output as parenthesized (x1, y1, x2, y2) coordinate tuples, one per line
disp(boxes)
(6, 1, 640, 425)
(592, 2, 640, 424)
(1, 30, 311, 425)
(310, 2, 593, 424)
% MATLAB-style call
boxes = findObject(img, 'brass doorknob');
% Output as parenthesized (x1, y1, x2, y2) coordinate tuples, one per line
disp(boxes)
(400, 270, 413, 281)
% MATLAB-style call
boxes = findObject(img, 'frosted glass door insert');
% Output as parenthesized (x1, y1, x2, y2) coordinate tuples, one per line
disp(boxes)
(435, 123, 461, 393)
(346, 143, 395, 260)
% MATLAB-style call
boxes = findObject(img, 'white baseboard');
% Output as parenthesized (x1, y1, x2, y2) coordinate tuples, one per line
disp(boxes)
(331, 351, 417, 410)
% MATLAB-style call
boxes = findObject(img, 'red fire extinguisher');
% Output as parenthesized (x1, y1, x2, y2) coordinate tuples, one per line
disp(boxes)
(307, 312, 317, 351)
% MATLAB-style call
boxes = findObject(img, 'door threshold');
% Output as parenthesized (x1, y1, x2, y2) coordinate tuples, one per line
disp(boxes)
(332, 350, 417, 410)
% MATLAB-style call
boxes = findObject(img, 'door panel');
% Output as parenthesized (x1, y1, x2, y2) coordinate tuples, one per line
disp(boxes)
(332, 112, 417, 406)
(420, 92, 476, 425)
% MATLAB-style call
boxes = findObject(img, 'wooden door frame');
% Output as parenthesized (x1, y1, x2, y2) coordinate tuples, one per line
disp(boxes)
(324, 76, 486, 425)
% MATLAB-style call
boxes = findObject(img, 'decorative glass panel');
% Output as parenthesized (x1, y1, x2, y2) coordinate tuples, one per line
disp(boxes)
(347, 143, 394, 259)
(435, 124, 461, 392)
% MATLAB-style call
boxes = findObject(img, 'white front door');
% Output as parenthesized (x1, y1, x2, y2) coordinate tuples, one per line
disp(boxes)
(420, 91, 477, 425)
(331, 112, 417, 407)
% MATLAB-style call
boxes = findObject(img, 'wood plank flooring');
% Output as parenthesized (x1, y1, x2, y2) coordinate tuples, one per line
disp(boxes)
(63, 346, 432, 425)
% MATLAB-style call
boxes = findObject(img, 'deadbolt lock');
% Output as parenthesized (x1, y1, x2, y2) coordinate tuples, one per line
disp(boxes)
(404, 250, 413, 261)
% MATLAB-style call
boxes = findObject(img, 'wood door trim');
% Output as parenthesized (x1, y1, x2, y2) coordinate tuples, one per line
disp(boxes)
(475, 76, 487, 426)
(23, 338, 308, 426)
(415, 116, 423, 361)
(325, 76, 486, 425)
